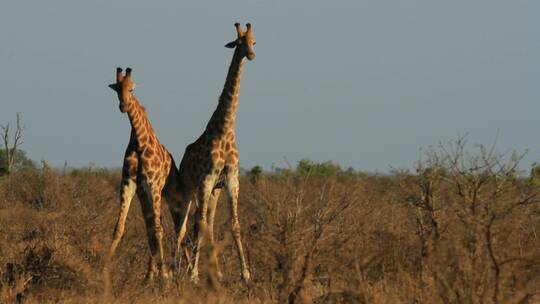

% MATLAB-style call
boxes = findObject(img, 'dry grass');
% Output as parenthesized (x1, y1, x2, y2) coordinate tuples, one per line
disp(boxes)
(1, 145, 539, 303)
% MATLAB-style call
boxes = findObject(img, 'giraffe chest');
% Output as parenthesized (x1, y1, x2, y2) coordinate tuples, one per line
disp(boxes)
(138, 147, 169, 178)
(207, 130, 236, 151)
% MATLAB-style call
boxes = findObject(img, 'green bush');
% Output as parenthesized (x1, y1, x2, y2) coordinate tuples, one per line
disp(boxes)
(295, 158, 367, 178)
(529, 163, 540, 186)
(297, 158, 342, 177)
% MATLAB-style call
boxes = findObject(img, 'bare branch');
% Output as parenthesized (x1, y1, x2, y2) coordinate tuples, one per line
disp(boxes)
(0, 113, 24, 174)
(14, 112, 24, 148)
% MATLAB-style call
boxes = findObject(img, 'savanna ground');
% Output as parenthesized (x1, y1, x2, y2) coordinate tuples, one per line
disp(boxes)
(1, 139, 540, 303)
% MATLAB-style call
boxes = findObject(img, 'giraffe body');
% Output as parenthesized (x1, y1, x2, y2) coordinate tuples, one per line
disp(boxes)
(175, 23, 256, 283)
(106, 68, 183, 285)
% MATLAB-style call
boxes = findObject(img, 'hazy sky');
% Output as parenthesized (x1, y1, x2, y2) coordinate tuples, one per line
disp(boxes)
(1, 0, 538, 172)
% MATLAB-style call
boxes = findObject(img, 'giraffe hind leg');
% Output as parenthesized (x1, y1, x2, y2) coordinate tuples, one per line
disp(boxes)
(190, 192, 207, 284)
(137, 186, 159, 283)
(208, 188, 223, 280)
(190, 175, 216, 283)
(163, 168, 184, 235)
(163, 179, 193, 279)
(149, 185, 170, 283)
(173, 197, 192, 279)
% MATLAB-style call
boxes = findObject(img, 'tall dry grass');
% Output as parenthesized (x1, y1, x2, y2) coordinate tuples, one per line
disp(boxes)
(1, 144, 539, 303)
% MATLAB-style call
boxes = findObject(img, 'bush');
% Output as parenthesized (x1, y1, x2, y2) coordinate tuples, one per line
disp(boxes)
(297, 159, 342, 177)
(0, 148, 538, 303)
(529, 163, 540, 186)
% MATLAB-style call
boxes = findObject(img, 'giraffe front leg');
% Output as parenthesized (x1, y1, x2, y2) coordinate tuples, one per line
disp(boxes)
(108, 154, 138, 263)
(104, 154, 138, 290)
(225, 167, 251, 282)
(107, 179, 137, 263)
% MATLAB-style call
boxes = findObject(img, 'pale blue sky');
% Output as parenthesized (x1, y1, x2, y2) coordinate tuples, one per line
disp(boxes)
(0, 0, 538, 172)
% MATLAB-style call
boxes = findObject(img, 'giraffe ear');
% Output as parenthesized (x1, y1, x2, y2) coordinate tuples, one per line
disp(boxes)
(225, 40, 237, 48)
(108, 83, 120, 91)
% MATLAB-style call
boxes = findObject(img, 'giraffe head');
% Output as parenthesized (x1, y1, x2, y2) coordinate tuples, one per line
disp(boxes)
(225, 23, 256, 61)
(108, 67, 137, 113)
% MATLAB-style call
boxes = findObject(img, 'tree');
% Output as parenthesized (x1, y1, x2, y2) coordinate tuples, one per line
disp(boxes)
(0, 149, 36, 175)
(400, 137, 540, 303)
(248, 165, 263, 183)
(529, 162, 540, 186)
(1, 113, 26, 175)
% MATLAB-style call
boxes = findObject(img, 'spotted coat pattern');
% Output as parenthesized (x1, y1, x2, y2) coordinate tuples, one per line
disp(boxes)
(175, 23, 256, 283)
(106, 68, 182, 284)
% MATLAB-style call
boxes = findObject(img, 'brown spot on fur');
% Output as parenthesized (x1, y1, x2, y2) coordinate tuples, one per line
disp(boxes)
(216, 160, 225, 168)
(127, 163, 137, 176)
(228, 152, 238, 162)
(144, 148, 154, 158)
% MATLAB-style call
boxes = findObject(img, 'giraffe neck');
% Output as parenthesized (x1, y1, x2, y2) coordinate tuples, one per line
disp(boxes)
(126, 96, 156, 148)
(205, 50, 246, 135)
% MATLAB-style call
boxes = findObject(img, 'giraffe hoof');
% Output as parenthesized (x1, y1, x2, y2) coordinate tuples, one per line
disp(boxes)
(216, 271, 224, 281)
(144, 273, 155, 284)
(144, 269, 158, 284)
(242, 270, 251, 283)
(190, 273, 200, 285)
(161, 269, 171, 281)
(160, 275, 171, 289)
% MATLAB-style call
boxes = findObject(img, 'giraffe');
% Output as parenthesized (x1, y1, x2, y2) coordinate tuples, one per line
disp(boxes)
(175, 22, 256, 283)
(106, 67, 184, 284)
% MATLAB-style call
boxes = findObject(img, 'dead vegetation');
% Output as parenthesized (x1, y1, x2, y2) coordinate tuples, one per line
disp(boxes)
(1, 140, 539, 303)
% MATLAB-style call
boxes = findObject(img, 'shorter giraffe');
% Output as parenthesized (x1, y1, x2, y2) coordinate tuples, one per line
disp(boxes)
(106, 67, 185, 284)
(175, 23, 256, 283)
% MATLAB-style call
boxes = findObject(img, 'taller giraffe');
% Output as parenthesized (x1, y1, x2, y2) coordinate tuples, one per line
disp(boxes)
(106, 68, 183, 284)
(175, 22, 256, 283)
